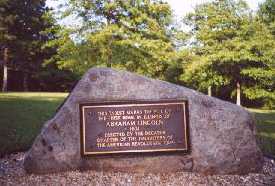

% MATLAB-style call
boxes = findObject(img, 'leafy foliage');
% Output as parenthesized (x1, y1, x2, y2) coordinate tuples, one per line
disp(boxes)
(1, 0, 274, 107)
(258, 0, 275, 35)
(181, 0, 275, 104)
(49, 0, 179, 79)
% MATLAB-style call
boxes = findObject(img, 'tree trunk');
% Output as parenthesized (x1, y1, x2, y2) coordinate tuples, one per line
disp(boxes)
(2, 47, 9, 92)
(236, 82, 241, 106)
(107, 50, 112, 68)
(107, 36, 112, 68)
(208, 86, 212, 96)
(106, 18, 112, 68)
(23, 72, 28, 92)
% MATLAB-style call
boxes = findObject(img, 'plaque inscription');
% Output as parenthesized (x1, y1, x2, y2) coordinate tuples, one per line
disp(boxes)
(80, 100, 189, 155)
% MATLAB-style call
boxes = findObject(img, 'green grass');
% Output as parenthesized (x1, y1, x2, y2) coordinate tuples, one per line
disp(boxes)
(248, 108, 275, 156)
(0, 92, 274, 157)
(0, 92, 68, 156)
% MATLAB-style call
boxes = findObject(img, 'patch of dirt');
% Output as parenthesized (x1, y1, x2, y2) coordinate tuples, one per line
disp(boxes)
(0, 152, 274, 186)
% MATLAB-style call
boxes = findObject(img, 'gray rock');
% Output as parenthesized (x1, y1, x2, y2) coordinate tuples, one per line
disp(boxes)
(24, 68, 263, 175)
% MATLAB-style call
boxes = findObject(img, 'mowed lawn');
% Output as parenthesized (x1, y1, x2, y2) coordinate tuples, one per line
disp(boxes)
(0, 92, 274, 156)
(249, 108, 275, 156)
(0, 92, 68, 156)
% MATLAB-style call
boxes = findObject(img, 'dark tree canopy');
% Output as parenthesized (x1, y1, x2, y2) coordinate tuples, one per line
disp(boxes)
(0, 0, 76, 91)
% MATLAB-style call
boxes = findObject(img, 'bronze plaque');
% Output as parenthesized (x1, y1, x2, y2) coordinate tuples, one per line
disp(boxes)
(80, 100, 189, 155)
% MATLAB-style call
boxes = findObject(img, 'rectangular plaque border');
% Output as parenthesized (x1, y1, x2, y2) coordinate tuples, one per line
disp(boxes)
(79, 99, 190, 156)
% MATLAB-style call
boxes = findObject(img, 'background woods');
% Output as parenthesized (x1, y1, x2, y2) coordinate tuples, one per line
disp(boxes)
(0, 0, 75, 92)
(0, 0, 274, 108)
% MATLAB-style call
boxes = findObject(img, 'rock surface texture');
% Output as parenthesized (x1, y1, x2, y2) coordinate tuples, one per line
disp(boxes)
(24, 68, 263, 175)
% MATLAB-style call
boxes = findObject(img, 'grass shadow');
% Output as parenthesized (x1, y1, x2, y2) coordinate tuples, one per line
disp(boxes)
(249, 109, 275, 156)
(256, 135, 275, 157)
(0, 94, 67, 156)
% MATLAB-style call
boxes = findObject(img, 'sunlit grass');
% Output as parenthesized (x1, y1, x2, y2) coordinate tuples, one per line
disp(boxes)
(0, 92, 68, 100)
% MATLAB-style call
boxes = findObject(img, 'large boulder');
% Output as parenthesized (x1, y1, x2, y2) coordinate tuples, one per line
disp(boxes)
(24, 68, 263, 175)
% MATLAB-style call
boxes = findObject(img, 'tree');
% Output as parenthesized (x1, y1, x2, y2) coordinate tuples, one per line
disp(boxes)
(181, 0, 275, 106)
(258, 0, 275, 33)
(1, 47, 9, 92)
(49, 0, 178, 80)
(0, 0, 57, 91)
(0, 0, 17, 91)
